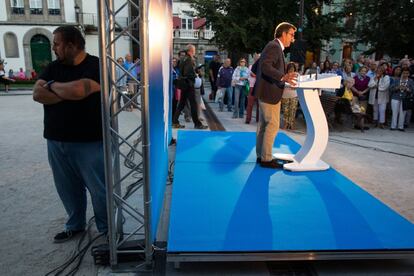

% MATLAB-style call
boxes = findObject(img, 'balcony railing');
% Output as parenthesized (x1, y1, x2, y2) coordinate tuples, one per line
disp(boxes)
(80, 13, 129, 29)
(173, 29, 215, 40)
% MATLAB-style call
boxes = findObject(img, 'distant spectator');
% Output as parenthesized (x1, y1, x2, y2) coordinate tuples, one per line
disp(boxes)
(123, 53, 136, 98)
(208, 54, 222, 100)
(194, 67, 205, 121)
(400, 59, 411, 73)
(31, 69, 37, 80)
(8, 69, 14, 78)
(352, 66, 370, 113)
(368, 66, 390, 128)
(390, 66, 402, 86)
(17, 68, 26, 80)
(134, 58, 141, 81)
(281, 62, 299, 130)
(379, 62, 392, 76)
(353, 55, 364, 73)
(231, 57, 250, 119)
(342, 58, 353, 68)
(336, 77, 367, 130)
(172, 57, 180, 119)
(389, 68, 413, 131)
(341, 63, 355, 82)
(245, 53, 261, 124)
(367, 61, 377, 79)
(329, 61, 341, 75)
(0, 60, 16, 92)
(115, 57, 131, 111)
(305, 61, 318, 75)
(335, 77, 355, 124)
(216, 58, 234, 112)
(321, 60, 331, 73)
(319, 62, 325, 73)
(409, 59, 414, 80)
(386, 62, 393, 76)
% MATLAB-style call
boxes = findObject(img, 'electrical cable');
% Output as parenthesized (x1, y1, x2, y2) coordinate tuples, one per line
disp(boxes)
(44, 217, 105, 276)
(167, 161, 175, 185)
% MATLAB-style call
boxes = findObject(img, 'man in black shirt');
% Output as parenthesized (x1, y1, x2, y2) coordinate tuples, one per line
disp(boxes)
(208, 54, 222, 100)
(172, 44, 208, 129)
(33, 26, 108, 243)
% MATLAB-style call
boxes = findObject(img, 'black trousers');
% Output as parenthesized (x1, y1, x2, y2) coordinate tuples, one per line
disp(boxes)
(173, 86, 201, 127)
(172, 87, 178, 121)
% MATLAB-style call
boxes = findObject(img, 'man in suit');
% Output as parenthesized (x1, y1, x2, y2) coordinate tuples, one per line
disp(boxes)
(256, 22, 297, 169)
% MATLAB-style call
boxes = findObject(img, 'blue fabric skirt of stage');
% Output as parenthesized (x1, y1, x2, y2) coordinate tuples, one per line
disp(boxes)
(168, 131, 414, 253)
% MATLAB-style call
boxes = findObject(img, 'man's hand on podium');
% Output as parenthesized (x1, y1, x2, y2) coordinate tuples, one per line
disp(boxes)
(282, 72, 298, 87)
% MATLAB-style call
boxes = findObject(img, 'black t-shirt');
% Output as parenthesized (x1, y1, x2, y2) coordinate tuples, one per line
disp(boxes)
(39, 54, 102, 142)
(209, 60, 222, 81)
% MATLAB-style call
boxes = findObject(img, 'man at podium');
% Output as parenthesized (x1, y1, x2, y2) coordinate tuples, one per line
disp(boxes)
(255, 22, 298, 169)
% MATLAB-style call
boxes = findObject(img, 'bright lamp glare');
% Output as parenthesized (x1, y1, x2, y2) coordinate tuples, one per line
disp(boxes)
(148, 6, 167, 48)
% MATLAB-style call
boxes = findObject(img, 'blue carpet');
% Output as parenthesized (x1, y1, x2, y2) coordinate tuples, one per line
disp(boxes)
(168, 131, 414, 252)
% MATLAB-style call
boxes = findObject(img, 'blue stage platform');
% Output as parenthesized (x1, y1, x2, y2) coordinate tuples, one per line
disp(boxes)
(168, 131, 414, 260)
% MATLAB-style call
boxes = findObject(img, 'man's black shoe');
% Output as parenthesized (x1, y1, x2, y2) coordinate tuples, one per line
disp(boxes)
(53, 230, 84, 243)
(194, 124, 208, 129)
(172, 123, 185, 129)
(260, 159, 284, 169)
(256, 157, 261, 163)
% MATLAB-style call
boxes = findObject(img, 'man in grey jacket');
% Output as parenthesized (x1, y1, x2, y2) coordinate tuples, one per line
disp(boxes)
(255, 22, 297, 169)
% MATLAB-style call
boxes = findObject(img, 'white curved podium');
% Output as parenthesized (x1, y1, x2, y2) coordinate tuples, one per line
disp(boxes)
(275, 74, 341, 171)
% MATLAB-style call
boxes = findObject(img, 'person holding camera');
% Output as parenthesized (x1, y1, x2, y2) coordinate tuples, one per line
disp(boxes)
(390, 68, 413, 131)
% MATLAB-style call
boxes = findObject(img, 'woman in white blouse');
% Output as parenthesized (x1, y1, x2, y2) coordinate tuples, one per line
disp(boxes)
(368, 66, 390, 128)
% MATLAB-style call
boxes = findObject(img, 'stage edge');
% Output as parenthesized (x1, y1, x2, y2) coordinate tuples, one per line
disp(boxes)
(167, 250, 414, 262)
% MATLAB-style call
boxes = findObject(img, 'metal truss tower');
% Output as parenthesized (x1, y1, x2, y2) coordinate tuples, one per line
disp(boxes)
(97, 0, 151, 269)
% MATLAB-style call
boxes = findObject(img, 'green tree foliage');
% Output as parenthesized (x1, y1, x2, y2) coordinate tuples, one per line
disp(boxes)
(189, 0, 342, 56)
(346, 0, 414, 58)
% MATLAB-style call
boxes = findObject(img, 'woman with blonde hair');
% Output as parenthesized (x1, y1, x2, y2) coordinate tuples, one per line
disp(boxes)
(231, 58, 250, 118)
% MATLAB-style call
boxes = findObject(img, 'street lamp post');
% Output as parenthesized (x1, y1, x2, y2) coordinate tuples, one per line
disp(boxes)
(74, 4, 80, 24)
(74, 4, 85, 36)
(299, 0, 304, 40)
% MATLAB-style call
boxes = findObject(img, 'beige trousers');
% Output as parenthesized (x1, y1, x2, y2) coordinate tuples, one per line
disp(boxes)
(256, 100, 281, 161)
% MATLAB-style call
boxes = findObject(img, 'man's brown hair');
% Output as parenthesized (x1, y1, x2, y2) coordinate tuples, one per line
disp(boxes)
(274, 22, 297, 39)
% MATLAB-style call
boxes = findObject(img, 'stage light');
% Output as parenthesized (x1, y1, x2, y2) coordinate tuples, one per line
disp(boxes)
(148, 3, 168, 50)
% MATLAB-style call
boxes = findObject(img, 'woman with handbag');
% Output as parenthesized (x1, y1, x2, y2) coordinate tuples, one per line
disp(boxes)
(389, 68, 414, 131)
(231, 58, 250, 119)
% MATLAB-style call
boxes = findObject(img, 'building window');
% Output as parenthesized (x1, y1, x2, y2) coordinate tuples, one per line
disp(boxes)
(181, 18, 193, 30)
(29, 0, 43, 15)
(10, 0, 24, 14)
(4, 32, 19, 58)
(48, 0, 60, 15)
(206, 22, 213, 31)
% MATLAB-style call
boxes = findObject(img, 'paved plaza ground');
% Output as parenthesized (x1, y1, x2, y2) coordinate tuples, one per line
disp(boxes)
(0, 90, 413, 275)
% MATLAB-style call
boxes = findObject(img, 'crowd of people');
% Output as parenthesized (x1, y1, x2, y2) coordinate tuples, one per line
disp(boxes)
(328, 56, 414, 132)
(115, 53, 141, 111)
(199, 53, 414, 132)
(0, 59, 38, 92)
